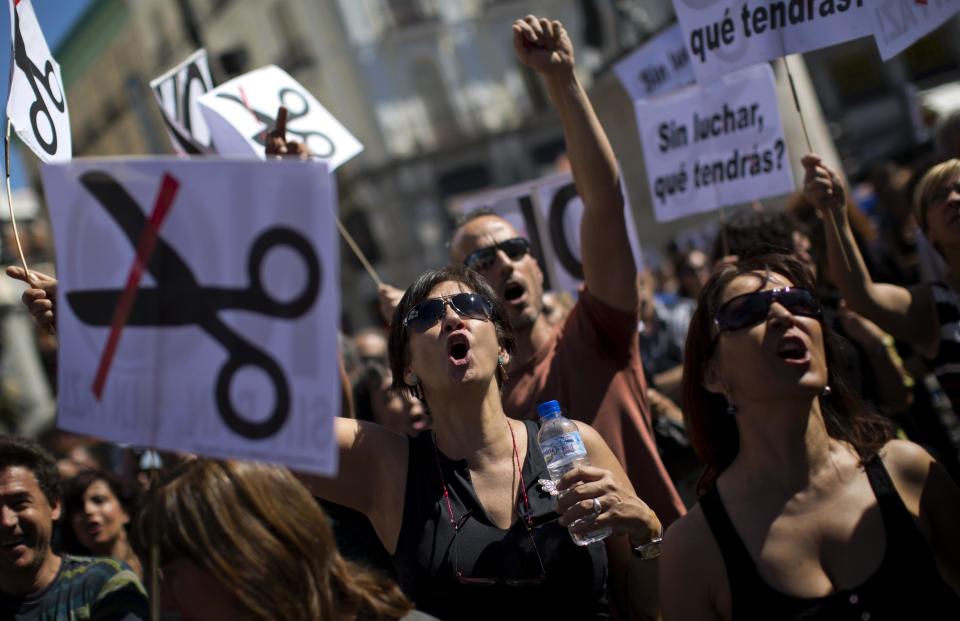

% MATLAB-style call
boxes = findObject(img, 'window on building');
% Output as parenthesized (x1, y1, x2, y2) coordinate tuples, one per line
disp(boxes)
(387, 0, 436, 27)
(411, 58, 460, 145)
(272, 2, 314, 74)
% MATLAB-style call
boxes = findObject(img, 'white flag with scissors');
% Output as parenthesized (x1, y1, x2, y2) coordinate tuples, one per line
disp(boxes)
(6, 0, 71, 162)
(150, 49, 216, 155)
(41, 159, 340, 476)
(198, 65, 364, 170)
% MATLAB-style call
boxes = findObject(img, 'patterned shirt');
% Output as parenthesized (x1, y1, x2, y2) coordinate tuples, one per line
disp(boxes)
(929, 282, 960, 415)
(0, 555, 148, 621)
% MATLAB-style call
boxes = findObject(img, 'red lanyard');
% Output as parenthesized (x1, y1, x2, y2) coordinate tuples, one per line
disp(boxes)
(432, 420, 533, 530)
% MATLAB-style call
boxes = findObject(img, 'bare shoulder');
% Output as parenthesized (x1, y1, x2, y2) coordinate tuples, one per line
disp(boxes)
(880, 438, 935, 488)
(661, 504, 728, 620)
(576, 420, 604, 446)
(877, 439, 936, 521)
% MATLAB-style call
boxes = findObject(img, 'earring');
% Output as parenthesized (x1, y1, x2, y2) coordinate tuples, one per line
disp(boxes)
(726, 403, 738, 416)
(407, 373, 419, 386)
(821, 385, 832, 397)
(498, 355, 505, 365)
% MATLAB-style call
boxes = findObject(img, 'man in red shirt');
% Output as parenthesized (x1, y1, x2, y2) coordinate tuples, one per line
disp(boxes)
(445, 17, 685, 525)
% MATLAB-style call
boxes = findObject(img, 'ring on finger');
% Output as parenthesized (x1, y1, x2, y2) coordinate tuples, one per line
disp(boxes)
(592, 497, 602, 516)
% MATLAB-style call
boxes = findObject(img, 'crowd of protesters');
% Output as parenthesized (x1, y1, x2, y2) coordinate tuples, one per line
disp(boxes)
(2, 13, 960, 621)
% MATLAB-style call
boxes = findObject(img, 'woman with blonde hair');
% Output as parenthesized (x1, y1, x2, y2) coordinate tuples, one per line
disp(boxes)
(802, 156, 960, 416)
(141, 459, 435, 621)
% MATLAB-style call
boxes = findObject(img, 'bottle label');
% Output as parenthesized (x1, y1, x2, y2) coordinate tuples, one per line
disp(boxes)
(540, 432, 586, 464)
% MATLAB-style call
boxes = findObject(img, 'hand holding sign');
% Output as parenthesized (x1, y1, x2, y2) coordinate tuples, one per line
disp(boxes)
(265, 106, 310, 160)
(6, 265, 56, 329)
(801, 154, 847, 216)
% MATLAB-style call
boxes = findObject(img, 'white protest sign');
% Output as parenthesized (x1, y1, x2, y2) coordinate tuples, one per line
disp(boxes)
(532, 172, 643, 295)
(150, 49, 216, 155)
(636, 63, 793, 222)
(674, 0, 871, 83)
(41, 159, 340, 476)
(198, 65, 364, 170)
(7, 0, 71, 162)
(457, 173, 643, 295)
(614, 24, 694, 101)
(872, 0, 960, 60)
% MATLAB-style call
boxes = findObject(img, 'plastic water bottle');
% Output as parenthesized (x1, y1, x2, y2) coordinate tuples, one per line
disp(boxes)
(536, 400, 611, 546)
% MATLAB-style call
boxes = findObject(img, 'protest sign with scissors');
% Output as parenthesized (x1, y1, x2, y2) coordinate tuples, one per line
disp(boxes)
(198, 65, 364, 170)
(6, 0, 71, 162)
(150, 49, 216, 155)
(42, 158, 340, 476)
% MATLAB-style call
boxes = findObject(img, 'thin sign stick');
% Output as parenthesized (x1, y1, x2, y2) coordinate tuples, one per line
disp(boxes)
(782, 57, 851, 272)
(335, 216, 383, 288)
(5, 119, 34, 285)
(271, 106, 384, 288)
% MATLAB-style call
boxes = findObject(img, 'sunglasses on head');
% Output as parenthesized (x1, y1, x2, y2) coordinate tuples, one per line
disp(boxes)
(403, 292, 493, 333)
(714, 287, 821, 332)
(463, 237, 531, 271)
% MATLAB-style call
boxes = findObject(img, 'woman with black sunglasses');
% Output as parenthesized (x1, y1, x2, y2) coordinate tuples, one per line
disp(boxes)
(660, 253, 960, 620)
(301, 266, 662, 621)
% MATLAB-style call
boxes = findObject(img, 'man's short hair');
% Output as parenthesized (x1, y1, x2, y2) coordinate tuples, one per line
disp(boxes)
(0, 436, 61, 506)
(453, 207, 499, 231)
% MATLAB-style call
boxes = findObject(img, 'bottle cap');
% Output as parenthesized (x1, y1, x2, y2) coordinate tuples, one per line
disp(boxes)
(536, 400, 561, 420)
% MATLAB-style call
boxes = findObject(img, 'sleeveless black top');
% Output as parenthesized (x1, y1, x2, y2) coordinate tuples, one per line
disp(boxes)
(700, 456, 960, 620)
(392, 420, 610, 620)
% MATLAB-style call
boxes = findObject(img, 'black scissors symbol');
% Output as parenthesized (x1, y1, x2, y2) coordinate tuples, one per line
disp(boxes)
(217, 87, 336, 158)
(67, 171, 321, 439)
(12, 7, 66, 157)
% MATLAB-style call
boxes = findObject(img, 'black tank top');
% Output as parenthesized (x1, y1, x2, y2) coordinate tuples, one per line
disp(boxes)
(700, 455, 960, 620)
(392, 419, 610, 620)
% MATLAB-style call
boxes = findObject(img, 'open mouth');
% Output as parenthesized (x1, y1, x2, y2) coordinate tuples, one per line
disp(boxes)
(504, 281, 525, 303)
(0, 538, 26, 551)
(447, 333, 471, 366)
(777, 335, 810, 363)
(410, 412, 429, 431)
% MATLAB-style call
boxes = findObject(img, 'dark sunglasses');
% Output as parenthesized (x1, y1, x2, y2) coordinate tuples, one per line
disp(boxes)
(715, 287, 821, 332)
(463, 237, 531, 271)
(403, 292, 493, 333)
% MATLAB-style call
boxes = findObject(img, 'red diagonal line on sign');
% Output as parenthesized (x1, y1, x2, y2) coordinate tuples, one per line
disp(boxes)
(237, 85, 267, 141)
(92, 173, 180, 400)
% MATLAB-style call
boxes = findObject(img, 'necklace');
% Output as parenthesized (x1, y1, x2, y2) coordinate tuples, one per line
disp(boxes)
(432, 419, 533, 531)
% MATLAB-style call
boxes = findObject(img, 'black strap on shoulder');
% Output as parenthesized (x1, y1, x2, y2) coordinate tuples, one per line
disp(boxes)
(700, 485, 766, 618)
(699, 487, 759, 588)
(863, 455, 922, 539)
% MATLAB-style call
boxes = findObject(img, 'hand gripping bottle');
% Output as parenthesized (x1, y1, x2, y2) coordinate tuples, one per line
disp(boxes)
(536, 400, 611, 546)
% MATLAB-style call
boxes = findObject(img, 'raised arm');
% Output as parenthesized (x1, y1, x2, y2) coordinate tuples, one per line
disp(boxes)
(513, 16, 636, 312)
(296, 418, 409, 549)
(801, 154, 939, 357)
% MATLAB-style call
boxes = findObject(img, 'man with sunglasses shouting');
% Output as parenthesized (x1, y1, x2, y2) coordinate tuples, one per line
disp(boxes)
(380, 15, 686, 527)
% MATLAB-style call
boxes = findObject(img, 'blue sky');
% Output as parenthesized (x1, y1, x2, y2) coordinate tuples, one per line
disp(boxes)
(1, 0, 94, 188)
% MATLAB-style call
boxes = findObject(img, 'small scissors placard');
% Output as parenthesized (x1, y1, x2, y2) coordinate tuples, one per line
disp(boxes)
(41, 158, 340, 476)
(6, 0, 71, 162)
(197, 65, 364, 170)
